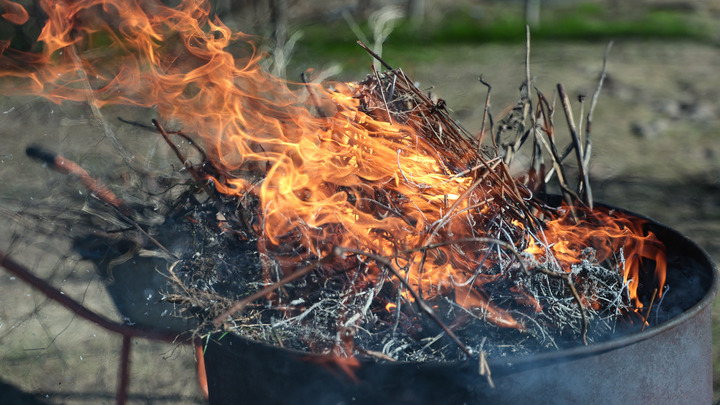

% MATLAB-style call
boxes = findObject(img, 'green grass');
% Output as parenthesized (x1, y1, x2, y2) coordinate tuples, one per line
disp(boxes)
(292, 3, 712, 68)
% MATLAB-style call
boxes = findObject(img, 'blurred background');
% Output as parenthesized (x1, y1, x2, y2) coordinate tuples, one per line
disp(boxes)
(1, 0, 720, 403)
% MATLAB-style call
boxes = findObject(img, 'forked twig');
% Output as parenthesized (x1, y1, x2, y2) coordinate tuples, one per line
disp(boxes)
(478, 75, 494, 149)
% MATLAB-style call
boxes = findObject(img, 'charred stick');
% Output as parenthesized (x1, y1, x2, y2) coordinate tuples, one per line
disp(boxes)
(544, 141, 575, 183)
(525, 26, 532, 103)
(356, 346, 396, 362)
(425, 177, 484, 245)
(557, 83, 592, 208)
(117, 116, 156, 131)
(394, 69, 477, 149)
(539, 89, 577, 186)
(471, 156, 535, 224)
(356, 40, 393, 70)
(498, 161, 539, 227)
(26, 145, 132, 216)
(391, 283, 404, 336)
(641, 288, 658, 332)
(528, 105, 546, 194)
(545, 43, 612, 187)
(338, 247, 472, 358)
(510, 25, 534, 163)
(566, 277, 589, 345)
(450, 156, 502, 179)
(414, 249, 430, 302)
(508, 127, 534, 162)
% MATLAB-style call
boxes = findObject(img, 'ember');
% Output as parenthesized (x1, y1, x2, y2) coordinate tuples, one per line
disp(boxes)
(1, 0, 668, 368)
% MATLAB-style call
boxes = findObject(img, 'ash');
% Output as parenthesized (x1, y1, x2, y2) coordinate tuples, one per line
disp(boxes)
(167, 210, 635, 361)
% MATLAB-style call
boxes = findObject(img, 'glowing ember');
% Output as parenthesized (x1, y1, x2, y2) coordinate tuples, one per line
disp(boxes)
(1, 0, 667, 358)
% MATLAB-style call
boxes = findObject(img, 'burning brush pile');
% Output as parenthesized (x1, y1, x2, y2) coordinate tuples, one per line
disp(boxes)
(1, 1, 668, 363)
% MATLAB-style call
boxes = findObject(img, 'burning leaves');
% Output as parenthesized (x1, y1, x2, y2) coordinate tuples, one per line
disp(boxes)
(3, 0, 669, 364)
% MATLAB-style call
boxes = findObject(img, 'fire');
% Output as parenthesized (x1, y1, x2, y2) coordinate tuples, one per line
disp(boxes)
(1, 0, 28, 25)
(0, 0, 666, 337)
(525, 207, 666, 309)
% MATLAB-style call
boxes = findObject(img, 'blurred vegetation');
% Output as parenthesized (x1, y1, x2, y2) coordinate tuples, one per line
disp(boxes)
(290, 1, 713, 69)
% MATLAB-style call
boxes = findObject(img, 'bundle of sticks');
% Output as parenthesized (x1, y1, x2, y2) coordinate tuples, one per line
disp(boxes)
(26, 36, 666, 368)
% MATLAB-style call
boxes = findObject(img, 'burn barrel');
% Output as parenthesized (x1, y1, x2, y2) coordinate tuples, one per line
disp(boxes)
(200, 209, 718, 405)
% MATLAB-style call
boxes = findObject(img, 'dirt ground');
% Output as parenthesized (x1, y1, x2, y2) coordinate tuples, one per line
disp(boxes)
(2, 13, 720, 405)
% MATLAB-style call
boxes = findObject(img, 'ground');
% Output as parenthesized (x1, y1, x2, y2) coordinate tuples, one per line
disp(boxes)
(2, 2, 720, 404)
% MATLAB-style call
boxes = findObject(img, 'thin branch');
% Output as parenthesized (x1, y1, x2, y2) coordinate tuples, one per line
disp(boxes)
(557, 83, 592, 208)
(117, 117, 209, 162)
(478, 75, 494, 149)
(585, 41, 613, 171)
(26, 145, 131, 216)
(535, 91, 580, 220)
(152, 120, 223, 211)
(641, 288, 658, 332)
(372, 65, 393, 125)
(0, 251, 185, 342)
(357, 40, 393, 70)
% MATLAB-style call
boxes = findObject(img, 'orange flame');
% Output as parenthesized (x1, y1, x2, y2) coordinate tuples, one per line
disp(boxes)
(0, 0, 666, 329)
(525, 207, 666, 309)
(1, 0, 29, 25)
